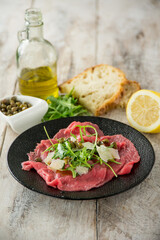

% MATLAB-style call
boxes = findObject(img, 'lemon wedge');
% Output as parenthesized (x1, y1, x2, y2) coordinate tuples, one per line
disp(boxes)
(126, 90, 160, 133)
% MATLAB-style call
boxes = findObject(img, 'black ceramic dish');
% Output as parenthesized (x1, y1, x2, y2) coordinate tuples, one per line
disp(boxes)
(7, 116, 155, 200)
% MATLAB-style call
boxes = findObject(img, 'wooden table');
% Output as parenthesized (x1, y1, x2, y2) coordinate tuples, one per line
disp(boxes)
(0, 0, 160, 239)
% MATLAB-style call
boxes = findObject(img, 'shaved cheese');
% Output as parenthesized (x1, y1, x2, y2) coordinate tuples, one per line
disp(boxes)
(96, 145, 113, 162)
(82, 142, 95, 150)
(108, 148, 120, 159)
(76, 166, 89, 175)
(44, 152, 55, 165)
(70, 136, 76, 142)
(49, 159, 65, 171)
(96, 144, 120, 162)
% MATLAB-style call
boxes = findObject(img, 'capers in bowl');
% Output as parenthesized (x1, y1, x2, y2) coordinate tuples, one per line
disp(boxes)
(0, 96, 32, 116)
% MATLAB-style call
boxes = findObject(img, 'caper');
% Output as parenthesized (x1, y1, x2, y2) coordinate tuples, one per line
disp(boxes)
(2, 99, 10, 105)
(10, 100, 16, 106)
(0, 97, 32, 116)
(63, 157, 71, 164)
(11, 107, 18, 112)
(78, 142, 83, 148)
(1, 103, 7, 109)
(102, 138, 109, 146)
(70, 141, 76, 148)
(3, 112, 8, 116)
(58, 138, 65, 143)
(102, 139, 109, 143)
(11, 96, 17, 101)
(35, 158, 42, 162)
(16, 101, 21, 106)
(97, 141, 102, 146)
(7, 105, 11, 110)
(75, 141, 83, 149)
(6, 100, 10, 105)
(10, 100, 14, 104)
(27, 103, 32, 108)
(7, 110, 12, 114)
(23, 104, 28, 108)
(13, 111, 18, 115)
(110, 142, 117, 149)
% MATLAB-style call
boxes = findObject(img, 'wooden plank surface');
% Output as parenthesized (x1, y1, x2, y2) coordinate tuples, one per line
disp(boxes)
(0, 0, 160, 240)
(0, 0, 32, 154)
(0, 1, 97, 240)
(97, 1, 160, 240)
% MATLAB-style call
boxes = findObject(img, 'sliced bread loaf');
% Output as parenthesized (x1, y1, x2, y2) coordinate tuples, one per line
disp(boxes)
(118, 80, 141, 108)
(59, 64, 140, 116)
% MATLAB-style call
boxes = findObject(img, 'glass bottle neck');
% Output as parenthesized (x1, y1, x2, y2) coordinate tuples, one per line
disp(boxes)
(26, 24, 43, 40)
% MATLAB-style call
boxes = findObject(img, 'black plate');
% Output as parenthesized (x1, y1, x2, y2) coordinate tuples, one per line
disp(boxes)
(7, 116, 155, 200)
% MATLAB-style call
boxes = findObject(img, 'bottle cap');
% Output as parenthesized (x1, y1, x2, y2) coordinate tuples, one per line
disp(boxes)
(25, 8, 43, 26)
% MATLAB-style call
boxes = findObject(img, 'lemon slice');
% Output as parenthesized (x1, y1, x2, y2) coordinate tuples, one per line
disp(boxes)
(126, 90, 160, 133)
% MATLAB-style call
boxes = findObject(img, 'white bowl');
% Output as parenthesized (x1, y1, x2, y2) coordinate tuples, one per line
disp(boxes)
(0, 95, 48, 134)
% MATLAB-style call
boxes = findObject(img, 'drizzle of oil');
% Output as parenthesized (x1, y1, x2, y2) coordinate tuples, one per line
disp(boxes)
(18, 66, 59, 99)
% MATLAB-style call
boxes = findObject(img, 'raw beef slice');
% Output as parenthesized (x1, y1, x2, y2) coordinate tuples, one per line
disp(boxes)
(22, 121, 140, 191)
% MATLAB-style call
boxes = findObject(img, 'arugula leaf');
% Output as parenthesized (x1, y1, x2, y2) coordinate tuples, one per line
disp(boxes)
(42, 89, 90, 122)
(64, 141, 76, 157)
(70, 132, 77, 139)
(65, 166, 77, 178)
(43, 126, 55, 147)
(43, 125, 121, 178)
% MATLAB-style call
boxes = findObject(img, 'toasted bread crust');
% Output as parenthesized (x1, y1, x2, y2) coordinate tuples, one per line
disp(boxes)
(118, 80, 141, 108)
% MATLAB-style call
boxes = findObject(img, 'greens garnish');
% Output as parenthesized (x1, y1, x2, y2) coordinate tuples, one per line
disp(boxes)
(43, 125, 121, 178)
(71, 124, 98, 144)
(42, 89, 90, 122)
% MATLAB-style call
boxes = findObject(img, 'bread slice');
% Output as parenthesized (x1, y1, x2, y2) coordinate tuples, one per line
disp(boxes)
(59, 64, 140, 116)
(118, 80, 141, 108)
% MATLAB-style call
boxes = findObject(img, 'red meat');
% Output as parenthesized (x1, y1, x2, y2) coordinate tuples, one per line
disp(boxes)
(22, 121, 140, 191)
(99, 135, 140, 175)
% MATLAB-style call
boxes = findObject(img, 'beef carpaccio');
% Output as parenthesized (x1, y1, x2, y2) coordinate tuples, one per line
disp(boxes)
(22, 121, 140, 191)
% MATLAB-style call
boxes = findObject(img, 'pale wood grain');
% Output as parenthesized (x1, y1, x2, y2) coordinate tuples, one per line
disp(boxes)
(36, 0, 98, 82)
(97, 0, 160, 239)
(0, 0, 32, 155)
(0, 0, 97, 240)
(0, 0, 160, 240)
(96, 0, 160, 92)
(0, 124, 96, 240)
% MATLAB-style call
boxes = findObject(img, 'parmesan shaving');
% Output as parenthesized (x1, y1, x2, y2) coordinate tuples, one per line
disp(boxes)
(76, 166, 89, 175)
(82, 142, 95, 150)
(44, 151, 55, 165)
(70, 136, 76, 142)
(96, 145, 113, 162)
(49, 159, 65, 171)
(108, 148, 120, 159)
(96, 144, 120, 162)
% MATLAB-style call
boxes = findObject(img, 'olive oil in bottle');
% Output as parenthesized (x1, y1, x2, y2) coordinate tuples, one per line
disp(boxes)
(17, 8, 58, 99)
(19, 66, 58, 99)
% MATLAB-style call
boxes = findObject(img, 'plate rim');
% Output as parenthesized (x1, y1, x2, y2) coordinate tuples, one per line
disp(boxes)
(7, 116, 155, 200)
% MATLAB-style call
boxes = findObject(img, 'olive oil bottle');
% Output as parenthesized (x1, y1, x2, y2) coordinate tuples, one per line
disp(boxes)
(19, 65, 58, 99)
(17, 8, 58, 99)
